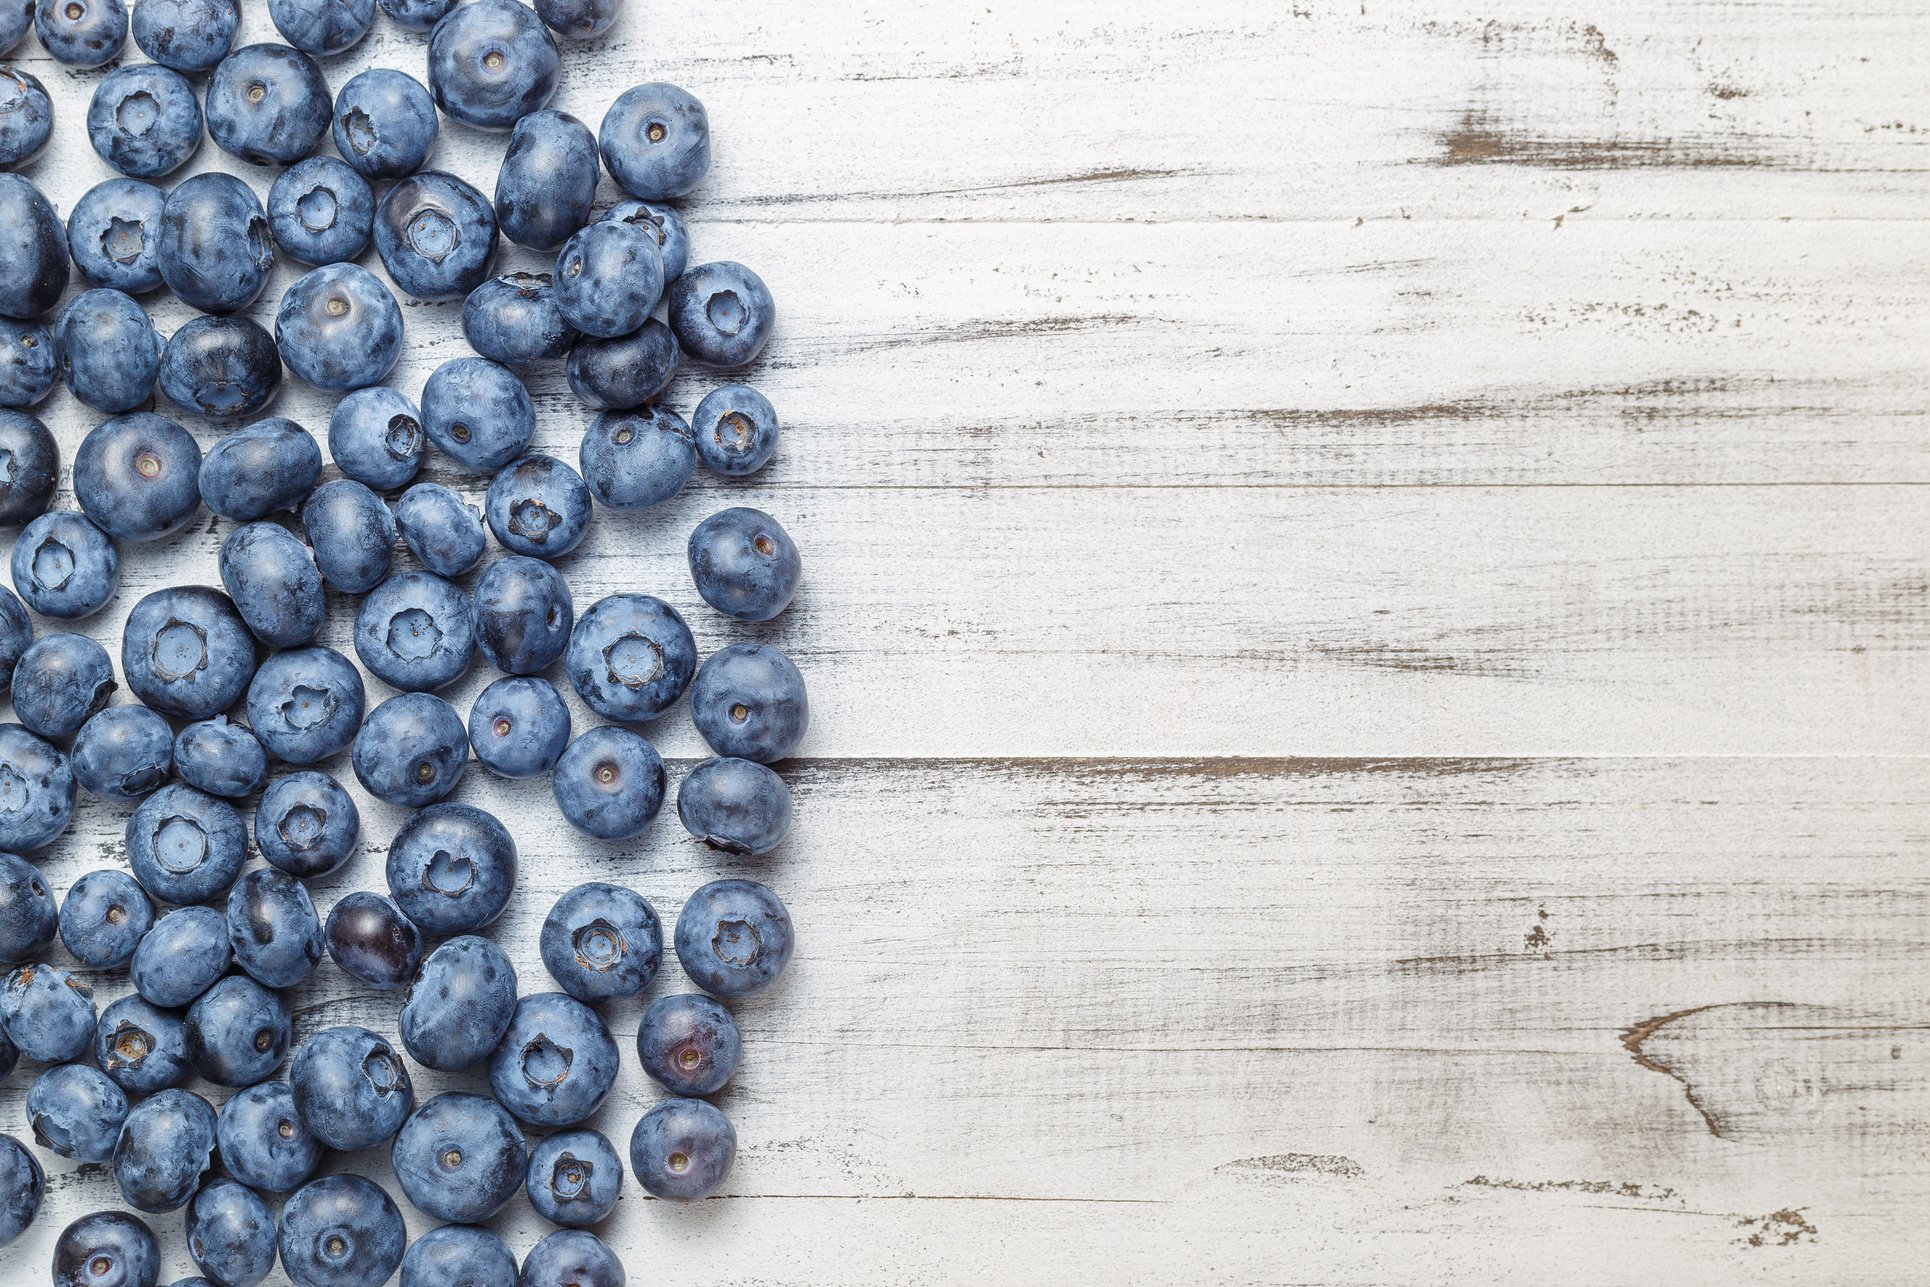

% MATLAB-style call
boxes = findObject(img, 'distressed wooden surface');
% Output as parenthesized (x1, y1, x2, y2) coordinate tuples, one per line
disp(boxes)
(2, 1, 1928, 1283)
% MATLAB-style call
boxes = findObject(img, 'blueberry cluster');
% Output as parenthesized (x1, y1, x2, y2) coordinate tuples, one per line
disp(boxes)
(0, 2, 807, 1283)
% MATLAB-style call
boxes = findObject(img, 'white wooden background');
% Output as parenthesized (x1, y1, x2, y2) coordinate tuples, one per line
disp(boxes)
(0, 0, 1926, 1282)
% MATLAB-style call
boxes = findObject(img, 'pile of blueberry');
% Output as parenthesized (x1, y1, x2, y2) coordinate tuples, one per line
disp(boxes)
(0, 1, 809, 1284)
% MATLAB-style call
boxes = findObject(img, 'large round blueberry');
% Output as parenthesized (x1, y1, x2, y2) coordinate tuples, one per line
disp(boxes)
(555, 219, 663, 339)
(375, 170, 498, 301)
(565, 592, 695, 721)
(391, 1091, 525, 1223)
(129, 905, 229, 1007)
(693, 383, 780, 477)
(126, 784, 247, 905)
(638, 992, 741, 1097)
(276, 262, 402, 391)
(325, 891, 421, 991)
(12, 632, 115, 738)
(0, 851, 54, 963)
(521, 1230, 625, 1287)
(112, 1088, 214, 1213)
(87, 64, 202, 179)
(36, 0, 127, 67)
(52, 1212, 156, 1287)
(120, 586, 257, 720)
(380, 0, 457, 30)
(30, 1066, 129, 1162)
(688, 505, 802, 621)
(552, 726, 665, 841)
(0, 320, 55, 408)
(185, 972, 293, 1085)
(487, 991, 619, 1127)
(485, 453, 592, 559)
(0, 591, 27, 691)
(95, 994, 189, 1095)
(630, 1097, 735, 1202)
(329, 385, 423, 491)
(157, 173, 274, 315)
(72, 704, 173, 800)
(0, 7, 22, 54)
(216, 1080, 319, 1193)
(185, 1178, 277, 1287)
(225, 866, 323, 989)
(68, 178, 165, 294)
(74, 413, 201, 541)
(669, 261, 776, 368)
(536, 0, 620, 39)
(159, 316, 283, 419)
(675, 878, 795, 997)
(219, 523, 325, 649)
(174, 717, 269, 797)
(267, 156, 375, 266)
(0, 961, 94, 1060)
(206, 43, 330, 166)
(463, 271, 576, 365)
(400, 933, 517, 1071)
(270, 0, 374, 56)
(199, 417, 321, 522)
(254, 769, 358, 877)
(525, 1127, 622, 1228)
(0, 175, 68, 320)
(354, 570, 475, 692)
(677, 757, 792, 855)
(540, 881, 661, 1001)
(353, 692, 468, 808)
(565, 316, 680, 410)
(605, 197, 689, 281)
(691, 642, 809, 762)
(468, 675, 569, 778)
(333, 67, 438, 181)
(0, 1135, 38, 1248)
(421, 356, 532, 471)
(289, 1026, 413, 1151)
(0, 724, 73, 852)
(580, 405, 693, 511)
(427, 0, 560, 131)
(394, 482, 485, 576)
(601, 81, 710, 200)
(59, 867, 150, 968)
(474, 552, 572, 673)
(278, 1174, 405, 1287)
(0, 413, 54, 524)
(246, 646, 366, 765)
(0, 67, 52, 167)
(55, 290, 161, 414)
(385, 803, 516, 934)
(133, 0, 239, 72)
(496, 109, 599, 250)
(12, 511, 118, 619)
(300, 479, 394, 592)
(399, 1224, 517, 1287)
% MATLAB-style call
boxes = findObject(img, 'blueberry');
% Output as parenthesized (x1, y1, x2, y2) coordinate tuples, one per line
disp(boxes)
(602, 82, 710, 200)
(184, 1178, 276, 1287)
(0, 320, 55, 407)
(57, 291, 160, 416)
(270, 0, 374, 56)
(485, 453, 593, 559)
(0, 724, 73, 851)
(0, 67, 52, 167)
(555, 220, 664, 339)
(604, 197, 689, 282)
(300, 479, 394, 592)
(552, 726, 664, 841)
(0, 1028, 15, 1078)
(399, 1224, 517, 1287)
(579, 406, 693, 511)
(132, 0, 239, 72)
(60, 868, 151, 968)
(324, 891, 422, 990)
(689, 506, 801, 622)
(0, 1135, 38, 1247)
(354, 570, 475, 692)
(0, 412, 53, 523)
(0, 6, 22, 54)
(521, 1230, 625, 1287)
(395, 482, 486, 576)
(289, 1026, 413, 1151)
(670, 262, 775, 369)
(0, 175, 69, 320)
(677, 757, 791, 855)
(114, 1088, 215, 1213)
(28, 1064, 127, 1165)
(277, 1175, 405, 1287)
(496, 109, 599, 251)
(638, 992, 740, 1097)
(693, 383, 781, 477)
(276, 262, 402, 391)
(13, 511, 119, 619)
(87, 64, 202, 179)
(333, 67, 438, 181)
(536, 0, 619, 39)
(267, 156, 376, 266)
(385, 802, 516, 933)
(565, 317, 680, 410)
(95, 994, 189, 1095)
(74, 413, 199, 542)
(526, 1127, 622, 1228)
(12, 633, 115, 738)
(121, 586, 258, 720)
(157, 173, 275, 315)
(73, 705, 173, 800)
(630, 1097, 735, 1201)
(379, 0, 456, 31)
(206, 44, 331, 166)
(215, 1080, 318, 1193)
(468, 675, 569, 778)
(127, 785, 248, 905)
(487, 991, 618, 1127)
(352, 692, 468, 807)
(53, 1212, 156, 1287)
(225, 867, 323, 988)
(427, 0, 560, 130)
(129, 906, 230, 1006)
(0, 853, 50, 965)
(330, 386, 424, 491)
(1, 961, 94, 1061)
(691, 643, 807, 763)
(247, 647, 366, 764)
(566, 593, 695, 721)
(421, 356, 533, 470)
(0, 590, 27, 688)
(159, 316, 284, 419)
(36, 0, 128, 67)
(400, 933, 516, 1071)
(391, 1092, 525, 1223)
(474, 553, 572, 674)
(68, 178, 166, 294)
(540, 881, 661, 1001)
(219, 524, 325, 649)
(463, 271, 576, 366)
(185, 975, 291, 1088)
(674, 879, 794, 998)
(255, 770, 358, 877)
(375, 170, 498, 301)
(200, 418, 321, 522)
(173, 717, 268, 797)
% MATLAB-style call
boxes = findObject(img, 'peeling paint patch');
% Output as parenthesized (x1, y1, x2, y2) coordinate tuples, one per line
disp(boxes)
(1463, 1176, 1678, 1201)
(1219, 1153, 1365, 1182)
(1736, 1208, 1818, 1248)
